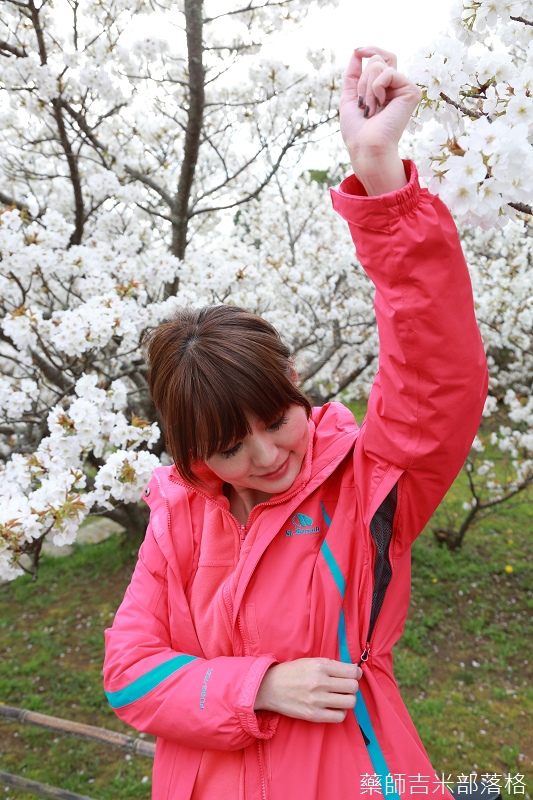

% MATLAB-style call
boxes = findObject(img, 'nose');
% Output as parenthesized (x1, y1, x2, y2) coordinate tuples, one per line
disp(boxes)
(249, 432, 279, 469)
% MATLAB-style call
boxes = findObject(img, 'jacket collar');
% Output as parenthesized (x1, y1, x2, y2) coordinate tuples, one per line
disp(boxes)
(169, 402, 359, 507)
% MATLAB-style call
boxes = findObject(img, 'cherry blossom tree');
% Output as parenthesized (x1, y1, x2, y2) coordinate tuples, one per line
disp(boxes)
(410, 0, 533, 227)
(432, 220, 533, 549)
(2, 0, 533, 577)
(1, 0, 371, 580)
(410, 0, 533, 547)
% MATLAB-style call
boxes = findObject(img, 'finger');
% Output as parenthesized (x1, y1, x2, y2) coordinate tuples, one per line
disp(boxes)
(354, 46, 398, 71)
(312, 707, 348, 724)
(320, 659, 362, 680)
(358, 59, 388, 118)
(341, 46, 396, 103)
(326, 677, 360, 696)
(371, 66, 422, 111)
(341, 51, 365, 108)
(322, 691, 358, 710)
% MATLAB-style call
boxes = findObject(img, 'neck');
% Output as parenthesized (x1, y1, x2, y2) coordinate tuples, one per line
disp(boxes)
(228, 484, 272, 525)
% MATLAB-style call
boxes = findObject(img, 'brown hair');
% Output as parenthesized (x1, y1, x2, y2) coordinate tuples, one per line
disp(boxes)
(143, 306, 311, 485)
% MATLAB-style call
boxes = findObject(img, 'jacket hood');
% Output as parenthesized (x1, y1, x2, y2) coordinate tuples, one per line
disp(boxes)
(168, 402, 360, 504)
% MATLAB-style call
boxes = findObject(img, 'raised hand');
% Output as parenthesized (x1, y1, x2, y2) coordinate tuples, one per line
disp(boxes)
(255, 657, 362, 723)
(340, 47, 422, 195)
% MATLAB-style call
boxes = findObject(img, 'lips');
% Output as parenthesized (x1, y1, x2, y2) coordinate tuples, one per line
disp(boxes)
(257, 455, 290, 481)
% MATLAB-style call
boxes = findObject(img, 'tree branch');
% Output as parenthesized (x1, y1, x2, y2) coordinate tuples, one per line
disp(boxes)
(191, 123, 309, 217)
(509, 201, 533, 216)
(0, 190, 30, 213)
(27, 0, 85, 244)
(51, 97, 85, 245)
(0, 39, 28, 58)
(439, 92, 485, 120)
(124, 167, 175, 207)
(29, 348, 72, 392)
(327, 354, 375, 400)
(169, 0, 205, 271)
(510, 15, 533, 26)
(204, 0, 295, 24)
(61, 100, 106, 152)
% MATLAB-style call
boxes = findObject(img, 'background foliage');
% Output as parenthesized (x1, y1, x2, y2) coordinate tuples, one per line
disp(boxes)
(1, 0, 532, 575)
(1, 0, 532, 794)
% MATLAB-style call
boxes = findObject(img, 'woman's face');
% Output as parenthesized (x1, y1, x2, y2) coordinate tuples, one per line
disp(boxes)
(205, 404, 310, 497)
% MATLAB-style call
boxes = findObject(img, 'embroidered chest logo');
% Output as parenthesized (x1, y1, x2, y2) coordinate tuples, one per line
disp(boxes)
(286, 513, 321, 537)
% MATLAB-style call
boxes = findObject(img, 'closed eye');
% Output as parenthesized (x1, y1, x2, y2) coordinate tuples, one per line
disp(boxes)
(220, 442, 242, 459)
(219, 413, 288, 459)
(267, 413, 288, 431)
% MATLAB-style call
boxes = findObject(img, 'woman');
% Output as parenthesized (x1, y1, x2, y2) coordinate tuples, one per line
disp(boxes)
(103, 48, 488, 799)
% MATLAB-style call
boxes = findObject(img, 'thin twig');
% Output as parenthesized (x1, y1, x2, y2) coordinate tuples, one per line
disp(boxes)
(510, 15, 533, 26)
(509, 201, 533, 216)
(439, 92, 485, 120)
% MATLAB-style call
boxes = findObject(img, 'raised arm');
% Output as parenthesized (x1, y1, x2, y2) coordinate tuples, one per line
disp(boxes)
(331, 48, 488, 550)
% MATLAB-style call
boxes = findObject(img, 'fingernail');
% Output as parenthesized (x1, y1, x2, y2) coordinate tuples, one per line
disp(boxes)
(364, 105, 370, 118)
(358, 95, 364, 108)
(375, 96, 381, 108)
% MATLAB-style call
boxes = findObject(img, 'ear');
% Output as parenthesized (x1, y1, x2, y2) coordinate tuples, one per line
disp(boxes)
(289, 358, 299, 385)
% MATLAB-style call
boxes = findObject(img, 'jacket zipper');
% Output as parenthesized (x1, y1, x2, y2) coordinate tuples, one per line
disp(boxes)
(167, 470, 332, 800)
(355, 520, 395, 748)
(358, 641, 371, 666)
(168, 470, 313, 609)
(168, 470, 310, 536)
(156, 472, 269, 796)
(256, 740, 268, 800)
(229, 542, 268, 800)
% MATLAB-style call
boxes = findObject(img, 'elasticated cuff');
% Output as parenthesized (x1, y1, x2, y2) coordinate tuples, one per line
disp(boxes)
(329, 160, 421, 225)
(236, 654, 280, 739)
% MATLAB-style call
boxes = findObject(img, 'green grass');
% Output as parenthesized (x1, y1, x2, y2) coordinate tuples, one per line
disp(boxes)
(1, 438, 532, 799)
(394, 463, 533, 795)
(0, 535, 154, 800)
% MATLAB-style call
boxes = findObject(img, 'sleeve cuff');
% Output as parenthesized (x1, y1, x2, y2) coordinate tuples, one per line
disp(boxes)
(329, 160, 421, 225)
(236, 654, 280, 740)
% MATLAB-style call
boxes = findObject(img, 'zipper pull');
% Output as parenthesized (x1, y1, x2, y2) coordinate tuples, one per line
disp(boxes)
(239, 525, 247, 543)
(358, 642, 370, 666)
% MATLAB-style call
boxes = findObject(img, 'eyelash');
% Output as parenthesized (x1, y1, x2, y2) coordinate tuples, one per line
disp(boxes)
(220, 414, 288, 459)
(269, 413, 288, 431)
(220, 443, 242, 459)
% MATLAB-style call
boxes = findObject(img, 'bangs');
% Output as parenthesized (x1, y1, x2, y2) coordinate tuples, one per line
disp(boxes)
(175, 339, 305, 466)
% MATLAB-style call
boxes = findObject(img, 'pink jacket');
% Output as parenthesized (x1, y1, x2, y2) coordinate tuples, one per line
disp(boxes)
(103, 163, 488, 799)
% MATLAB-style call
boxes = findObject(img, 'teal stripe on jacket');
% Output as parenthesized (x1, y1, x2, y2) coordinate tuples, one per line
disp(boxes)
(106, 654, 197, 709)
(319, 503, 401, 799)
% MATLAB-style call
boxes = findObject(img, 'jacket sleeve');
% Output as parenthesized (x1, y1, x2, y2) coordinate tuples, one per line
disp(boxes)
(103, 519, 279, 750)
(330, 161, 488, 552)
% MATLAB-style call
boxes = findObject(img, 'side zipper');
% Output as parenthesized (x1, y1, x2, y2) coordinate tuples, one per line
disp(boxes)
(358, 641, 371, 667)
(355, 484, 398, 746)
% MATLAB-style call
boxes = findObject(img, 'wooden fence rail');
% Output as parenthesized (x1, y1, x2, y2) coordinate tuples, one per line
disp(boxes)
(0, 704, 155, 799)
(0, 704, 155, 757)
(0, 771, 96, 800)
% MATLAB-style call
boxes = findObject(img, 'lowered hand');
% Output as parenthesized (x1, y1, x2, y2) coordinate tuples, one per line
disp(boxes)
(255, 657, 362, 723)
